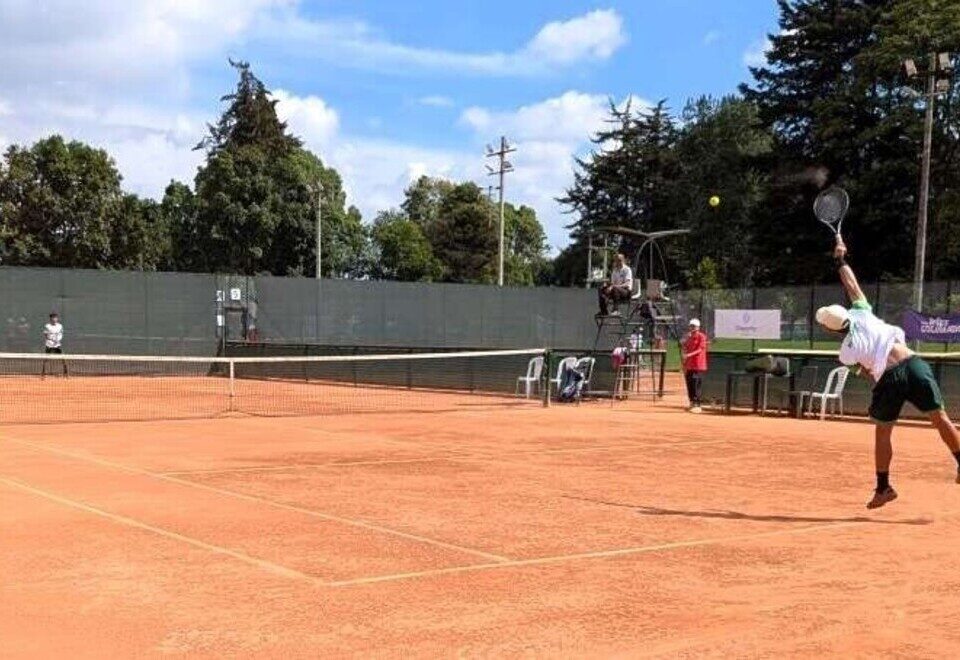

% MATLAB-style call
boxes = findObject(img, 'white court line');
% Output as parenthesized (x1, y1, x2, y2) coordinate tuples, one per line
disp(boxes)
(324, 519, 874, 587)
(0, 476, 321, 585)
(161, 455, 467, 476)
(3, 436, 512, 564)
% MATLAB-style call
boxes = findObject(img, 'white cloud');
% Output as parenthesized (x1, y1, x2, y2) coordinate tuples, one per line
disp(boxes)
(0, 97, 207, 195)
(276, 87, 625, 250)
(273, 89, 339, 148)
(419, 95, 455, 108)
(0, 1, 287, 94)
(743, 38, 771, 67)
(0, 3, 632, 251)
(259, 8, 628, 76)
(460, 91, 648, 142)
(522, 9, 627, 65)
(703, 30, 721, 46)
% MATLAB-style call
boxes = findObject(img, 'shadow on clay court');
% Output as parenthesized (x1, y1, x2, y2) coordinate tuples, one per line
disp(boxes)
(563, 496, 931, 526)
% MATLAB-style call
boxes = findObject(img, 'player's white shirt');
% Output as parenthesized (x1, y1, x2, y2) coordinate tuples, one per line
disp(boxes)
(838, 300, 904, 381)
(43, 322, 63, 349)
(611, 265, 633, 289)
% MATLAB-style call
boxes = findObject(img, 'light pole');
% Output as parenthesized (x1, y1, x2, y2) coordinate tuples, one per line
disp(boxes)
(903, 52, 953, 312)
(485, 137, 516, 287)
(315, 178, 323, 280)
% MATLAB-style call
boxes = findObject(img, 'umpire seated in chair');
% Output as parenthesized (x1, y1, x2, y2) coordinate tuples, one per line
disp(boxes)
(597, 253, 633, 317)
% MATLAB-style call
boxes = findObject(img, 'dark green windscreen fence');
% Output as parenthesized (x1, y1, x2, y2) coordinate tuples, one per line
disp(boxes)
(1, 266, 957, 358)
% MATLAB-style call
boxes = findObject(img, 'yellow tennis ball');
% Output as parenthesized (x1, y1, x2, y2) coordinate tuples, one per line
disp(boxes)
(709, 195, 721, 208)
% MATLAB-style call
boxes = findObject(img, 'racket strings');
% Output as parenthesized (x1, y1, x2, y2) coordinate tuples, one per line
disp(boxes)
(814, 188, 849, 226)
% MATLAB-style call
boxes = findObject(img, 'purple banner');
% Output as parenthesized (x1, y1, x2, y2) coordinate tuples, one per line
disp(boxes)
(902, 310, 960, 343)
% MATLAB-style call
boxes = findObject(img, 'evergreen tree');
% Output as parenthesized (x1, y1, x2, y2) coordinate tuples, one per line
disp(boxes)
(433, 182, 498, 283)
(185, 62, 368, 276)
(196, 60, 301, 156)
(740, 0, 960, 283)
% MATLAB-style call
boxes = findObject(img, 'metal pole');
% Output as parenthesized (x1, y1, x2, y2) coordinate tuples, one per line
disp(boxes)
(498, 137, 506, 287)
(316, 181, 323, 280)
(914, 53, 937, 312)
(485, 136, 515, 288)
(586, 234, 593, 288)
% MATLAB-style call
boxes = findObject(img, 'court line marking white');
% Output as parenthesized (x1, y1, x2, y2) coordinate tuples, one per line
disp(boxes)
(161, 455, 467, 476)
(4, 436, 512, 564)
(323, 519, 878, 587)
(0, 476, 321, 584)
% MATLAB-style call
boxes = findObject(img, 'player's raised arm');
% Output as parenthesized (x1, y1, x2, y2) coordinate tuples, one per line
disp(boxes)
(833, 236, 866, 304)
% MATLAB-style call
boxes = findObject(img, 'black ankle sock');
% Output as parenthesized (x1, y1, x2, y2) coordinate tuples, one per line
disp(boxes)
(953, 451, 960, 469)
(876, 472, 890, 492)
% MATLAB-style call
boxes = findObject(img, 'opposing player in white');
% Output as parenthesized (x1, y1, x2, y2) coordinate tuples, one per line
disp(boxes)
(815, 236, 960, 508)
(41, 312, 68, 378)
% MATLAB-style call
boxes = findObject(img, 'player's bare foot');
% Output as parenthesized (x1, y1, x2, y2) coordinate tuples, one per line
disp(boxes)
(866, 486, 897, 509)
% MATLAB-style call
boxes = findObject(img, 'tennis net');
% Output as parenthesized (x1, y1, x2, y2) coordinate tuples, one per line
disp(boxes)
(0, 348, 548, 424)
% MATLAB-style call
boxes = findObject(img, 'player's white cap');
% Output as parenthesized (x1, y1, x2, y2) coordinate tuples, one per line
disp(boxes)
(688, 318, 701, 327)
(815, 304, 849, 331)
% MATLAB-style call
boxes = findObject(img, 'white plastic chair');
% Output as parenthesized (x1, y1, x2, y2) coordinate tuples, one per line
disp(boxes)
(515, 356, 544, 398)
(550, 356, 578, 392)
(806, 366, 850, 420)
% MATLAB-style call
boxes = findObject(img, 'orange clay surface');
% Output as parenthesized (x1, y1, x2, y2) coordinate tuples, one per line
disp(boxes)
(3, 385, 960, 658)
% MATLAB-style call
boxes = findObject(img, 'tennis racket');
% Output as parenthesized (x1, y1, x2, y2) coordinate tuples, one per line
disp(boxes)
(813, 186, 849, 237)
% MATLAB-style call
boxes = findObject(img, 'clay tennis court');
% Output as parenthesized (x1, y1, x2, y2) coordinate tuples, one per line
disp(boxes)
(3, 387, 960, 657)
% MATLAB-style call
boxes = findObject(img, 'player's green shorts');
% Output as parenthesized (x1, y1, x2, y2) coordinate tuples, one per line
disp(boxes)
(869, 356, 944, 424)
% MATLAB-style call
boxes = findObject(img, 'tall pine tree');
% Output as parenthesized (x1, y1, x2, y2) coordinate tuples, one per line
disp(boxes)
(176, 61, 367, 276)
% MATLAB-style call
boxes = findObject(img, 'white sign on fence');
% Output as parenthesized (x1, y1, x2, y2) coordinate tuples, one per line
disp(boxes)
(714, 309, 781, 340)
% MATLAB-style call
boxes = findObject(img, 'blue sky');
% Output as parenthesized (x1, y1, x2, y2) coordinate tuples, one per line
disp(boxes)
(0, 0, 779, 250)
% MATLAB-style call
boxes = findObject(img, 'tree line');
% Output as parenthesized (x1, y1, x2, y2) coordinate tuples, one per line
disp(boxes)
(3, 1, 959, 289)
(557, 0, 960, 289)
(0, 61, 548, 285)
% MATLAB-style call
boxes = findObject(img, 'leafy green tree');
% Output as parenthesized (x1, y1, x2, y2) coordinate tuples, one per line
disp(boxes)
(371, 210, 443, 281)
(161, 181, 200, 271)
(688, 257, 723, 290)
(0, 135, 166, 269)
(503, 203, 549, 285)
(401, 176, 455, 243)
(398, 176, 548, 284)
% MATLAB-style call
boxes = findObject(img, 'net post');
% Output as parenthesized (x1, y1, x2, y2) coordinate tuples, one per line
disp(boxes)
(658, 349, 666, 398)
(542, 350, 552, 408)
(228, 359, 235, 410)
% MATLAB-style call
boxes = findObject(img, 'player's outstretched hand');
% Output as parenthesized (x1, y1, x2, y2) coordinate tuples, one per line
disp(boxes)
(833, 235, 847, 260)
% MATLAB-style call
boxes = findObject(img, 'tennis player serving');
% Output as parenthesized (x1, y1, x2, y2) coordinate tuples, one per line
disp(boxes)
(817, 235, 960, 509)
